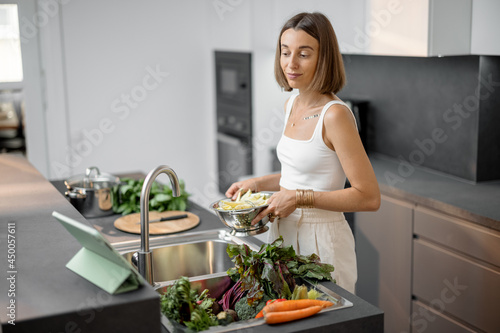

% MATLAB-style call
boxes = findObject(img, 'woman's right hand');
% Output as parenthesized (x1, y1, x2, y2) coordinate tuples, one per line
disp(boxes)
(225, 179, 258, 200)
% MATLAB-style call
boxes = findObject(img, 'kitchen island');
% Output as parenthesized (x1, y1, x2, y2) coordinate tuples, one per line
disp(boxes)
(0, 154, 383, 332)
(0, 155, 161, 332)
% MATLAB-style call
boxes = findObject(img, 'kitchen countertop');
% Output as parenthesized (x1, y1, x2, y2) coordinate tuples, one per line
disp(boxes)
(75, 207, 384, 333)
(0, 154, 161, 332)
(369, 153, 500, 231)
(51, 176, 384, 333)
(49, 176, 219, 245)
(1, 154, 383, 332)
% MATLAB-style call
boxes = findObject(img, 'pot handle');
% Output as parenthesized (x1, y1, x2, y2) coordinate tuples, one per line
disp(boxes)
(84, 166, 100, 187)
(65, 190, 86, 199)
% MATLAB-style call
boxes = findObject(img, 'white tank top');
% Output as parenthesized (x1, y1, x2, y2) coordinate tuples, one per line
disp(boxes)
(277, 94, 356, 192)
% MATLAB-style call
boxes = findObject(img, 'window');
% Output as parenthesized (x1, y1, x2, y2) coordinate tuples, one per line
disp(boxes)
(0, 4, 23, 83)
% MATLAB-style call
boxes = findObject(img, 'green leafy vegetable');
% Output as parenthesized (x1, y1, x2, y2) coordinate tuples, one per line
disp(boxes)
(225, 236, 335, 306)
(185, 308, 218, 332)
(111, 177, 190, 215)
(159, 276, 218, 332)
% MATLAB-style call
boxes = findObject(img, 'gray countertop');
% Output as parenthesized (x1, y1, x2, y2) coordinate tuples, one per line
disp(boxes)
(1, 155, 383, 332)
(78, 203, 384, 333)
(52, 178, 384, 333)
(369, 154, 500, 231)
(0, 155, 160, 332)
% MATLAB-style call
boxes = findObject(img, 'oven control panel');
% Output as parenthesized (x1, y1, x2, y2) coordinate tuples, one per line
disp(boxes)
(217, 114, 250, 136)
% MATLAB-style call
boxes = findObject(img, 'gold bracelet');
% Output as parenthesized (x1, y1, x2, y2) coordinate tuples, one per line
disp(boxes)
(304, 189, 314, 208)
(296, 189, 314, 208)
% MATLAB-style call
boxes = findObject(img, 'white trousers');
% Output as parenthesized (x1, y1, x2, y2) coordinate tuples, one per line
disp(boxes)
(267, 208, 357, 294)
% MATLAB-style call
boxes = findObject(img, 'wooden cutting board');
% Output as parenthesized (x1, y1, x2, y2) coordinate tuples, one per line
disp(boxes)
(114, 211, 200, 235)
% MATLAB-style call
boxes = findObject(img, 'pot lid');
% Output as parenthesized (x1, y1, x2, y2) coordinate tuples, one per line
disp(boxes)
(65, 166, 120, 190)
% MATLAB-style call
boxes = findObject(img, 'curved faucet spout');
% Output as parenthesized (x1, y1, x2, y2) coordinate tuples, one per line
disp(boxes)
(137, 165, 180, 285)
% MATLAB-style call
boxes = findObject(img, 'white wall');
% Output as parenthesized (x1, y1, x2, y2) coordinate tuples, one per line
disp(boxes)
(28, 0, 219, 206)
(16, 0, 50, 176)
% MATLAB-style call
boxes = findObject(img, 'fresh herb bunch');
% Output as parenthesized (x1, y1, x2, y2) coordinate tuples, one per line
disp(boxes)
(159, 276, 218, 332)
(112, 177, 190, 215)
(226, 236, 334, 306)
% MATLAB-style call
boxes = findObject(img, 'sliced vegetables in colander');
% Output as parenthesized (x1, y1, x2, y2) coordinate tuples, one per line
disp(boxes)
(218, 191, 270, 211)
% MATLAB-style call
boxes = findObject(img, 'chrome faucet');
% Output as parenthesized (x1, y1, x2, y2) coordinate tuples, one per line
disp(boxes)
(137, 165, 180, 285)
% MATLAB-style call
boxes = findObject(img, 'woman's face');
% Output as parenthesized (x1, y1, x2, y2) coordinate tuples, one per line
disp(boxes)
(280, 28, 319, 91)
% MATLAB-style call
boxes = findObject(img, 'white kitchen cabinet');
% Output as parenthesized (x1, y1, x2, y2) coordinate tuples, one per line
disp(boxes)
(270, 0, 473, 57)
(362, 0, 472, 57)
(355, 195, 414, 333)
(470, 0, 500, 55)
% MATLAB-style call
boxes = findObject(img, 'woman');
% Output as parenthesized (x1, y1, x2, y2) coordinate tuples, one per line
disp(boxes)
(225, 12, 380, 294)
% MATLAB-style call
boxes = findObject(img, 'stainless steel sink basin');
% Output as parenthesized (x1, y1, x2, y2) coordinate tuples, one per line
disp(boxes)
(114, 228, 261, 284)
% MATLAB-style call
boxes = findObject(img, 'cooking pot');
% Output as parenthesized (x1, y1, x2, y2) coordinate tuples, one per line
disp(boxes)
(64, 166, 120, 218)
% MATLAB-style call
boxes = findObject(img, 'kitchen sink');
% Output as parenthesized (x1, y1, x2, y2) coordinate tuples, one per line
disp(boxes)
(113, 228, 353, 332)
(114, 228, 261, 285)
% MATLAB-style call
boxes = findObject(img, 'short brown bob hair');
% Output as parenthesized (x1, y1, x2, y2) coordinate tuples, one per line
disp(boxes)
(274, 12, 346, 94)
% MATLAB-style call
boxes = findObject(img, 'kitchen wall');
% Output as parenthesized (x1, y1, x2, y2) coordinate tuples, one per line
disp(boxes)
(22, 0, 308, 206)
(21, 0, 221, 206)
(339, 54, 500, 182)
(22, 0, 313, 207)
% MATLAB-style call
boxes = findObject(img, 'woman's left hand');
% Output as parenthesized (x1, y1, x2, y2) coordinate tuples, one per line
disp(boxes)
(251, 189, 296, 225)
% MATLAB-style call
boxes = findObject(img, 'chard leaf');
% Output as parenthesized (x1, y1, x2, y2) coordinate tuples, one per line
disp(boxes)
(224, 235, 335, 307)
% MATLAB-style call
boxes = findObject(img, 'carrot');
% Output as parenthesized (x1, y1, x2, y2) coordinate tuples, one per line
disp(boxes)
(255, 309, 264, 318)
(262, 299, 333, 314)
(264, 305, 323, 324)
(266, 298, 287, 305)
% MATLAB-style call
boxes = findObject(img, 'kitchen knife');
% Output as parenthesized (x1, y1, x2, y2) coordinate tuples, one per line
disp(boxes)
(135, 213, 189, 224)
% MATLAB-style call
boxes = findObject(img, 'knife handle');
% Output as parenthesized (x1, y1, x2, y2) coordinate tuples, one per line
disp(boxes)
(136, 213, 189, 224)
(154, 214, 188, 222)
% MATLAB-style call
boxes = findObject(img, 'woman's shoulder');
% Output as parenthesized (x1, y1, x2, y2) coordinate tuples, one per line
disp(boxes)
(323, 99, 356, 127)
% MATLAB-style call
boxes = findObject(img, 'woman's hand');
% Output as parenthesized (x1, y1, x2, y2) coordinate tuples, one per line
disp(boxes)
(251, 189, 296, 225)
(225, 179, 258, 200)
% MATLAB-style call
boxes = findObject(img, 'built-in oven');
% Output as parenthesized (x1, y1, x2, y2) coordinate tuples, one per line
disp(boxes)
(215, 51, 253, 194)
(217, 133, 253, 194)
